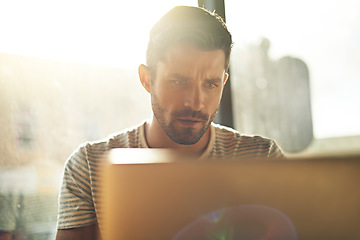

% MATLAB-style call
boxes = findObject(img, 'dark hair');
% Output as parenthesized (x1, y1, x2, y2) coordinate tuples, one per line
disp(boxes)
(146, 6, 233, 73)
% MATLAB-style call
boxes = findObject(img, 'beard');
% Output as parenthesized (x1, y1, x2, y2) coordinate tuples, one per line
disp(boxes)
(151, 93, 217, 145)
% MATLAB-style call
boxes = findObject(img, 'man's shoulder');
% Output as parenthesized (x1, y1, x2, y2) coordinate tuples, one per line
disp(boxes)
(93, 122, 145, 146)
(212, 123, 273, 143)
(210, 123, 282, 158)
(73, 122, 146, 159)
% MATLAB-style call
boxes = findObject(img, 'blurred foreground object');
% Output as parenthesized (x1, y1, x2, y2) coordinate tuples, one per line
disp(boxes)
(100, 149, 359, 239)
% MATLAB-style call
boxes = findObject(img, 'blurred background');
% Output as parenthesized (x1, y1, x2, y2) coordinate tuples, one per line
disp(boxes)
(0, 0, 359, 238)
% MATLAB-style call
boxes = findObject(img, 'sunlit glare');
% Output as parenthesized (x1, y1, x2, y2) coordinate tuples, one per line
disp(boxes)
(173, 205, 297, 240)
(0, 0, 196, 69)
(1, 0, 359, 139)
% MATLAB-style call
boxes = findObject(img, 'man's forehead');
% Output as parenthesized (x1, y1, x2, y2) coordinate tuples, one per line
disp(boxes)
(160, 43, 226, 68)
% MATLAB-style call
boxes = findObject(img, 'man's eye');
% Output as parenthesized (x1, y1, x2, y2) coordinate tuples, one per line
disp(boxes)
(171, 80, 185, 86)
(207, 83, 218, 89)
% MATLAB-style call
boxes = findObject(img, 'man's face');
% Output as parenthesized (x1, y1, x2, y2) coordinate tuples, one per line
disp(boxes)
(150, 44, 227, 145)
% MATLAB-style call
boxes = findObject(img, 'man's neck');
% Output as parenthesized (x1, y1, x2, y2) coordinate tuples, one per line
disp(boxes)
(144, 116, 210, 156)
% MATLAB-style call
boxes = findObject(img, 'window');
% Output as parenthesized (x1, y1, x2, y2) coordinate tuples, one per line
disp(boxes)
(226, 0, 360, 155)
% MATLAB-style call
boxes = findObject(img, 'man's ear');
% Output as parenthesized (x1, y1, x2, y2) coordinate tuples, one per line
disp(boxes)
(138, 64, 151, 93)
(223, 72, 229, 85)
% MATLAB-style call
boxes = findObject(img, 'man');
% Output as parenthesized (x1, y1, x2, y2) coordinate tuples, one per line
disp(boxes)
(56, 6, 284, 240)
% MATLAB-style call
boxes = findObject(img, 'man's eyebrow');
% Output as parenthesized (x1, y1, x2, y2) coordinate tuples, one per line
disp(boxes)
(169, 74, 223, 84)
(205, 77, 222, 83)
(170, 73, 191, 81)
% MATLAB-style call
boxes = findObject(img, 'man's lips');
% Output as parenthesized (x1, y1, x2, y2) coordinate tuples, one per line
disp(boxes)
(178, 118, 203, 122)
(176, 118, 204, 127)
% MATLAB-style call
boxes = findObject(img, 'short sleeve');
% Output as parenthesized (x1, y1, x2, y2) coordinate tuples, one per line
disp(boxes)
(57, 146, 97, 229)
(268, 140, 286, 159)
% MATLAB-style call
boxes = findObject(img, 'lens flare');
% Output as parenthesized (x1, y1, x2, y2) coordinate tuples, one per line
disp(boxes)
(173, 205, 297, 240)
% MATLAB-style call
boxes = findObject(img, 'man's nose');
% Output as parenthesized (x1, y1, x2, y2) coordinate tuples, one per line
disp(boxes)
(184, 84, 204, 111)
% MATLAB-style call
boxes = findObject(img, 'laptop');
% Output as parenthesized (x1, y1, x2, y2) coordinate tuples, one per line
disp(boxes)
(100, 149, 360, 240)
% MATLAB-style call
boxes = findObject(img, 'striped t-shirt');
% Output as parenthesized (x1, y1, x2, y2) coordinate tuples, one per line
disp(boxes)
(57, 121, 284, 230)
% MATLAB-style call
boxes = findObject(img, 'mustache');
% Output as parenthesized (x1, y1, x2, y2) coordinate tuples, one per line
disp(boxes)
(172, 108, 209, 121)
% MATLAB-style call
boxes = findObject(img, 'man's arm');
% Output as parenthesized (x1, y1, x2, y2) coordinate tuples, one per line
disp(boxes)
(55, 223, 99, 240)
(57, 145, 99, 237)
